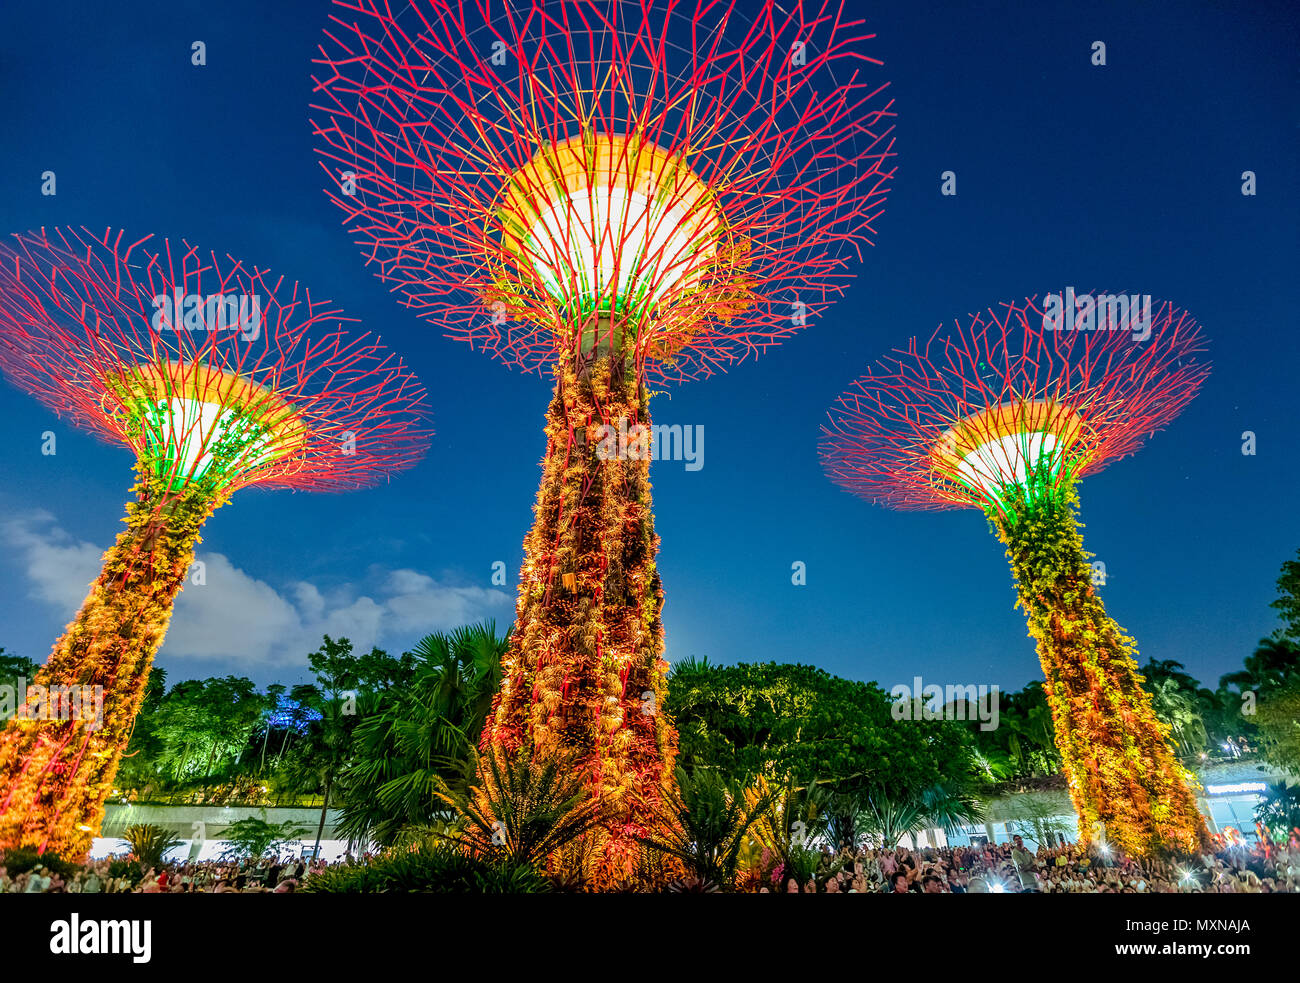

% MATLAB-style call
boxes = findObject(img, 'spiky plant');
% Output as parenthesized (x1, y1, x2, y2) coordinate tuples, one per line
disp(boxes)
(637, 767, 774, 888)
(121, 823, 184, 869)
(433, 748, 608, 867)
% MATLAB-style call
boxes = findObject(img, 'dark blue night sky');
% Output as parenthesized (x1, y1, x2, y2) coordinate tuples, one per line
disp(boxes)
(1, 0, 1296, 695)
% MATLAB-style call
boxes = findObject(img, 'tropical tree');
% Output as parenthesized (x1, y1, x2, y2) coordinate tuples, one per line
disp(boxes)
(964, 680, 1061, 781)
(274, 636, 401, 856)
(0, 649, 40, 692)
(747, 775, 831, 887)
(1140, 659, 1208, 756)
(218, 815, 309, 861)
(333, 622, 507, 846)
(1270, 547, 1300, 645)
(667, 659, 977, 791)
(1254, 782, 1300, 840)
(1220, 638, 1300, 698)
(1254, 679, 1300, 774)
(148, 676, 263, 784)
(856, 782, 984, 848)
(1002, 795, 1074, 848)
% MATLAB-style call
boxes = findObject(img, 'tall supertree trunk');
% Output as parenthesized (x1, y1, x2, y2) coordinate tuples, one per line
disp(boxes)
(0, 468, 223, 858)
(481, 333, 677, 883)
(994, 485, 1211, 857)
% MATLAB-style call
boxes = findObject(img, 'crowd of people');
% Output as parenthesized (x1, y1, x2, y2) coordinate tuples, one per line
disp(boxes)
(0, 854, 346, 894)
(763, 832, 1300, 893)
(5, 831, 1299, 893)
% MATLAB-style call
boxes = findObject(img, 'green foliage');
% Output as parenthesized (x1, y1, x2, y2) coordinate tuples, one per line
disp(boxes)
(1001, 795, 1074, 846)
(124, 674, 264, 791)
(1, 847, 78, 880)
(1209, 638, 1300, 747)
(968, 680, 1061, 779)
(1254, 782, 1300, 839)
(122, 823, 183, 868)
(218, 815, 309, 861)
(638, 767, 773, 887)
(1141, 660, 1209, 756)
(1220, 638, 1300, 699)
(434, 747, 606, 866)
(1271, 547, 1300, 645)
(0, 648, 40, 687)
(1254, 678, 1300, 774)
(107, 858, 145, 887)
(300, 842, 549, 894)
(856, 782, 984, 848)
(667, 659, 976, 791)
(748, 775, 833, 887)
(334, 622, 507, 846)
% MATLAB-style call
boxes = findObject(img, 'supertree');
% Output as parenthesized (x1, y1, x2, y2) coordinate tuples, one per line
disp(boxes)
(0, 227, 431, 857)
(820, 293, 1213, 857)
(312, 0, 894, 879)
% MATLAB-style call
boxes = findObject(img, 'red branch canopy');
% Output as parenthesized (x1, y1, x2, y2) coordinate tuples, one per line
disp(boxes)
(0, 227, 431, 494)
(820, 293, 1210, 511)
(311, 0, 895, 382)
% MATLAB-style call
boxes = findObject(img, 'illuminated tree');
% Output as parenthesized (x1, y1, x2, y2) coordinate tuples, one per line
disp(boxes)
(0, 226, 430, 858)
(312, 0, 894, 880)
(820, 294, 1213, 856)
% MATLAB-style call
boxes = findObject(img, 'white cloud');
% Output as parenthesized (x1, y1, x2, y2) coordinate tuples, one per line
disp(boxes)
(1, 510, 512, 672)
(1, 510, 103, 613)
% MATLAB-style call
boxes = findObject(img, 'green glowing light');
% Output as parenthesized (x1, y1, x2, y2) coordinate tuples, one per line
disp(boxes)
(137, 397, 278, 490)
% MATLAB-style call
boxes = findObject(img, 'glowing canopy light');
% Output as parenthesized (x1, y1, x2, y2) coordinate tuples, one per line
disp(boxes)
(139, 399, 276, 488)
(956, 431, 1059, 498)
(108, 361, 309, 491)
(499, 134, 724, 321)
(820, 296, 1209, 513)
(930, 400, 1084, 511)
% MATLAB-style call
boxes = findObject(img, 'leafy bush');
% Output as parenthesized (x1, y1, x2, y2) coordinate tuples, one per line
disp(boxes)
(1, 847, 77, 880)
(108, 858, 145, 887)
(301, 843, 549, 893)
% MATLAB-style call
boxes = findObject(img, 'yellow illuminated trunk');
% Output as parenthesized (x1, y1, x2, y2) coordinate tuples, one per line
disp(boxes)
(994, 486, 1211, 857)
(0, 468, 224, 858)
(480, 341, 678, 885)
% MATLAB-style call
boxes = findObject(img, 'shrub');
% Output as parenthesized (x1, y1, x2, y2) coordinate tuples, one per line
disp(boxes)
(433, 748, 605, 866)
(637, 767, 773, 888)
(301, 842, 550, 894)
(108, 858, 145, 887)
(1, 847, 78, 880)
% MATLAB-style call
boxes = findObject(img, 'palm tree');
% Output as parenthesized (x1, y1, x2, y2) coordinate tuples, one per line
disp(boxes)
(1148, 677, 1208, 756)
(122, 823, 183, 868)
(257, 683, 286, 774)
(1143, 659, 1200, 693)
(333, 621, 508, 846)
(748, 775, 830, 887)
(858, 782, 984, 848)
(1221, 639, 1300, 697)
(278, 695, 353, 858)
